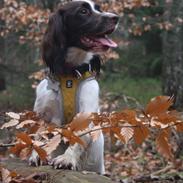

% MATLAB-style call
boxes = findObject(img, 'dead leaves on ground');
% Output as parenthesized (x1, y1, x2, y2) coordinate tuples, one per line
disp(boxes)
(0, 96, 183, 163)
(0, 166, 48, 183)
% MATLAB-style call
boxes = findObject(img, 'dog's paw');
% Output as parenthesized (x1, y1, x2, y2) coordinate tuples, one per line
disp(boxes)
(28, 150, 48, 167)
(50, 154, 79, 170)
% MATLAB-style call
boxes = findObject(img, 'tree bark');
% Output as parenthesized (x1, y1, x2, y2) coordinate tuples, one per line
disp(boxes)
(1, 158, 115, 183)
(162, 0, 183, 109)
(162, 0, 183, 156)
(0, 0, 6, 91)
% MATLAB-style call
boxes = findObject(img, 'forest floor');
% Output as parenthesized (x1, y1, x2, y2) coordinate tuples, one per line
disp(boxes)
(100, 76, 183, 182)
(104, 139, 183, 182)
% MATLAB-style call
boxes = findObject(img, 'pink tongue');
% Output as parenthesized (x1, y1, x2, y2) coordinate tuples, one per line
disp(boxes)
(96, 37, 117, 48)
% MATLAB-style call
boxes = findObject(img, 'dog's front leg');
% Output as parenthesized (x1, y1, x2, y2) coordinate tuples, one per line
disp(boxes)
(51, 134, 91, 170)
(29, 79, 63, 166)
(29, 149, 51, 166)
(51, 79, 101, 171)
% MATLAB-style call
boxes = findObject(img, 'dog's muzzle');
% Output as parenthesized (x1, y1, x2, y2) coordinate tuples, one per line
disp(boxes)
(80, 14, 119, 52)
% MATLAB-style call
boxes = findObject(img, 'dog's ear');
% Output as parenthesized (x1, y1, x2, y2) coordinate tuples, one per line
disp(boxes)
(42, 9, 67, 74)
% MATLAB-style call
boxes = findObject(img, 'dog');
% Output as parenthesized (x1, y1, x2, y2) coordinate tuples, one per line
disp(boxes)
(29, 0, 119, 174)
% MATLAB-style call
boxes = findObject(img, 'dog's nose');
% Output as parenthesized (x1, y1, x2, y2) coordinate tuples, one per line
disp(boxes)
(111, 15, 119, 24)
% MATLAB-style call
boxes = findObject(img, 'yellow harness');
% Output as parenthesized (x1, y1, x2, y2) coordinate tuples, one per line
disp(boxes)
(59, 72, 93, 123)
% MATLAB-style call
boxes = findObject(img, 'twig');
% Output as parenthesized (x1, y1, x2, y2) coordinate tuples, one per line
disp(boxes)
(79, 124, 138, 137)
(151, 165, 173, 176)
(0, 143, 16, 147)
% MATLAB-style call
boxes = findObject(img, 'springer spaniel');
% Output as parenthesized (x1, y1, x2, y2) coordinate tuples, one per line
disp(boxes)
(29, 0, 119, 174)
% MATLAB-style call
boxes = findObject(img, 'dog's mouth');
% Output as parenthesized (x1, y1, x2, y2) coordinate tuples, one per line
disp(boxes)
(81, 28, 117, 52)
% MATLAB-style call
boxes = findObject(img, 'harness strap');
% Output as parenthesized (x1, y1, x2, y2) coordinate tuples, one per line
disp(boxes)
(60, 72, 93, 123)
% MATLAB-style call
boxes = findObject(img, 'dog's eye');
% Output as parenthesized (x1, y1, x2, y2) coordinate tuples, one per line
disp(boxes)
(80, 8, 89, 15)
(95, 4, 101, 12)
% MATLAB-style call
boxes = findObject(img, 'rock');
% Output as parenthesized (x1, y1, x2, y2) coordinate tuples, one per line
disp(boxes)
(1, 158, 115, 183)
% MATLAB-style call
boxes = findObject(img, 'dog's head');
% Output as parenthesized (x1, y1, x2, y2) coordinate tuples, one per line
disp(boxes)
(42, 0, 119, 74)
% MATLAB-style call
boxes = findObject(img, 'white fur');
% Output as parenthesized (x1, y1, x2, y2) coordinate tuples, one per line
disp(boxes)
(74, 0, 101, 14)
(74, 0, 118, 18)
(31, 64, 105, 174)
(33, 79, 64, 125)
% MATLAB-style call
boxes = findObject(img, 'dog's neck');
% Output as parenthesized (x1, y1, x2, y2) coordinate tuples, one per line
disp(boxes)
(65, 47, 94, 66)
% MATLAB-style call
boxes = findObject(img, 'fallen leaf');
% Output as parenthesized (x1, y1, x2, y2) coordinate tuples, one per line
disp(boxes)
(43, 134, 61, 155)
(121, 123, 134, 143)
(134, 123, 149, 144)
(175, 122, 183, 132)
(16, 120, 36, 129)
(9, 171, 18, 178)
(145, 96, 173, 116)
(156, 129, 173, 160)
(10, 143, 28, 156)
(111, 127, 126, 143)
(33, 145, 47, 161)
(70, 113, 91, 132)
(6, 112, 20, 120)
(28, 124, 40, 134)
(1, 168, 11, 183)
(19, 147, 32, 160)
(16, 132, 32, 145)
(1, 119, 19, 129)
(62, 129, 86, 146)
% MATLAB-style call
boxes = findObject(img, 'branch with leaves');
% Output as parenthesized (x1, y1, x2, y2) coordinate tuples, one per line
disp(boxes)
(0, 96, 183, 163)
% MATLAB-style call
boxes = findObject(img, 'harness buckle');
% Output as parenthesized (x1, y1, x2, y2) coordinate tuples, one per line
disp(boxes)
(88, 63, 92, 72)
(75, 69, 82, 79)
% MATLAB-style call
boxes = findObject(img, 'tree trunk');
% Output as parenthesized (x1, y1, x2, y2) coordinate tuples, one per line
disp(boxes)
(162, 0, 183, 109)
(162, 0, 183, 156)
(0, 0, 6, 91)
(0, 76, 5, 91)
